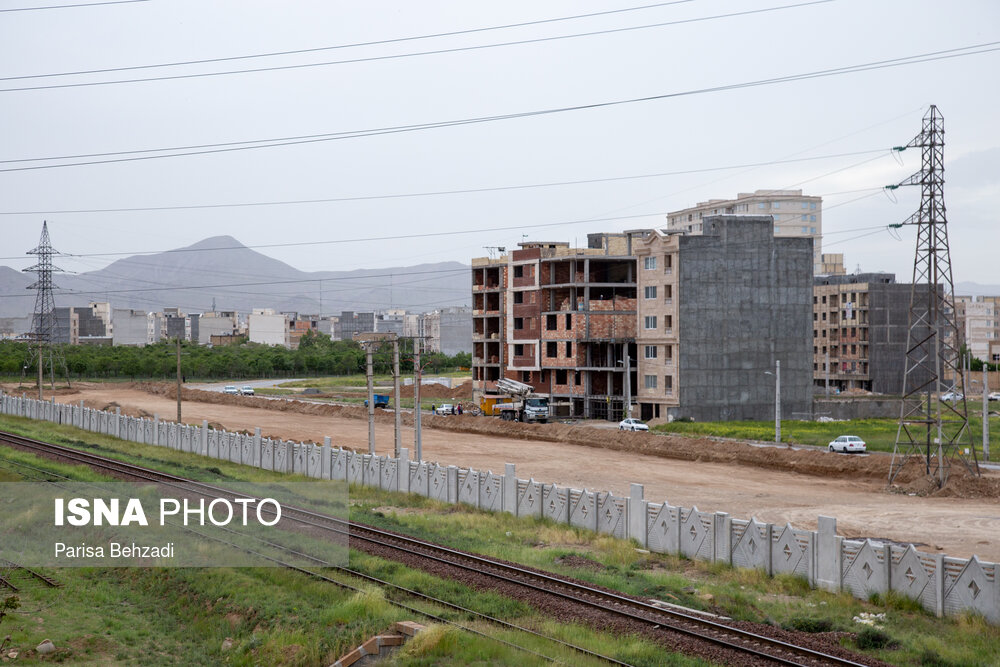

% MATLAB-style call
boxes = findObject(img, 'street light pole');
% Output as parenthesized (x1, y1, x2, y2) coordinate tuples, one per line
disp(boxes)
(775, 359, 781, 444)
(176, 337, 182, 423)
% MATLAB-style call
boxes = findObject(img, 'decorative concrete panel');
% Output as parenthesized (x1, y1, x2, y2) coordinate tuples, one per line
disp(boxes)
(842, 540, 888, 599)
(273, 441, 288, 473)
(428, 464, 449, 502)
(890, 545, 934, 607)
(381, 457, 398, 490)
(542, 485, 569, 524)
(458, 469, 479, 507)
(180, 426, 192, 453)
(127, 418, 138, 442)
(207, 430, 220, 459)
(569, 489, 597, 531)
(409, 462, 429, 496)
(679, 507, 712, 560)
(943, 556, 997, 622)
(732, 518, 767, 570)
(331, 448, 349, 481)
(142, 419, 153, 444)
(290, 443, 304, 475)
(597, 492, 626, 539)
(240, 435, 254, 466)
(261, 439, 274, 470)
(647, 503, 680, 555)
(479, 471, 503, 512)
(347, 452, 364, 485)
(517, 479, 543, 518)
(306, 444, 323, 478)
(772, 523, 810, 578)
(363, 455, 380, 487)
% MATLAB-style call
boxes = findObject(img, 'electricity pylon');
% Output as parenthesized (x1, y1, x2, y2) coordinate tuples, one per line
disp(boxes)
(888, 106, 978, 487)
(23, 222, 70, 398)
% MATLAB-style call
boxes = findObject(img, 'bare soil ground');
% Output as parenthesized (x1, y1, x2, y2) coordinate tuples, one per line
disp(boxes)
(13, 382, 1000, 561)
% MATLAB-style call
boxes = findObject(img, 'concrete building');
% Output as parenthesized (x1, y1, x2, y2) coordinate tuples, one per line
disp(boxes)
(812, 273, 934, 394)
(819, 253, 846, 276)
(51, 304, 109, 344)
(197, 311, 239, 345)
(666, 189, 823, 273)
(112, 309, 149, 346)
(0, 316, 32, 340)
(248, 308, 290, 347)
(421, 307, 472, 356)
(955, 295, 1000, 362)
(335, 311, 375, 341)
(472, 233, 642, 420)
(634, 216, 813, 422)
(375, 312, 405, 337)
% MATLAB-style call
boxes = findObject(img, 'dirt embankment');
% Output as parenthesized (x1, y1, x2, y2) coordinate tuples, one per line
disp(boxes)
(124, 383, 999, 500)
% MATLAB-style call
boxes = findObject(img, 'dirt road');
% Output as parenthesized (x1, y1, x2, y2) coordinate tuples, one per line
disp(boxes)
(33, 383, 1000, 561)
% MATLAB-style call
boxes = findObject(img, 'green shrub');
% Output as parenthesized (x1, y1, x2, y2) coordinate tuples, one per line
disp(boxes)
(854, 627, 896, 650)
(783, 617, 833, 633)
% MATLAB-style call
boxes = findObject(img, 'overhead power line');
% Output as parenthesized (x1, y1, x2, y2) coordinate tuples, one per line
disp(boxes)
(0, 0, 147, 12)
(0, 148, 888, 215)
(3, 0, 699, 79)
(0, 1, 832, 91)
(2, 41, 994, 174)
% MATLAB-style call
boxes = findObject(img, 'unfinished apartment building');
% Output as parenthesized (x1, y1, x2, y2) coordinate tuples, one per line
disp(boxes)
(472, 234, 640, 419)
(812, 272, 930, 394)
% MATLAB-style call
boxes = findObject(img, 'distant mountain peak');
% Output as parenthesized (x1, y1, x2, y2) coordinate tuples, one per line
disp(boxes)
(181, 235, 246, 251)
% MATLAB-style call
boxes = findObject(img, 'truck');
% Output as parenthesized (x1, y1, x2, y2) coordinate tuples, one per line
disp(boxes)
(364, 394, 390, 409)
(479, 378, 549, 423)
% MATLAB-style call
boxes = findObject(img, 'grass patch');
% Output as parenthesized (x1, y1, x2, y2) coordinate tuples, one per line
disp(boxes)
(2, 414, 998, 666)
(653, 409, 999, 454)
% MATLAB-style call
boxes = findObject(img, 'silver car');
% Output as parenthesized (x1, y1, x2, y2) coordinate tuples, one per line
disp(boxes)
(618, 418, 649, 432)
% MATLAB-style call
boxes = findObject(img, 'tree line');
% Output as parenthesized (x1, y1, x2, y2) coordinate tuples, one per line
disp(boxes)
(0, 331, 471, 380)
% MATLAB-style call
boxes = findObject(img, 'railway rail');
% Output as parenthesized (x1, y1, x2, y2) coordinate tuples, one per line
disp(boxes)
(0, 429, 881, 666)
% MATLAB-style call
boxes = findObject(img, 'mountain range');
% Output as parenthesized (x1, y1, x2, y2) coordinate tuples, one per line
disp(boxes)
(0, 236, 470, 319)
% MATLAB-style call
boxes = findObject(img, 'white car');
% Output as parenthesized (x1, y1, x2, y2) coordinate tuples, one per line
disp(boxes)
(940, 391, 963, 402)
(619, 418, 649, 432)
(435, 404, 454, 416)
(240, 386, 255, 396)
(828, 435, 866, 453)
(987, 391, 1000, 402)
(223, 385, 239, 395)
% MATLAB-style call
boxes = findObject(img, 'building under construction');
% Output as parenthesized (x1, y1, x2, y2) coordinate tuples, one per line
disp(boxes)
(471, 233, 641, 420)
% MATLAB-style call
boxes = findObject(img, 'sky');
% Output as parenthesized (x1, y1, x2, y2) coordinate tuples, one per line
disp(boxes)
(1, 0, 998, 287)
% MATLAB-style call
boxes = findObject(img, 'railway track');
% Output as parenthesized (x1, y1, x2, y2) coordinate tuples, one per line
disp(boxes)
(0, 429, 880, 666)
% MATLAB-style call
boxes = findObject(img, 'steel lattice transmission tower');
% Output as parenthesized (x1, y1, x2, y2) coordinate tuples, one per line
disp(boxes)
(888, 106, 978, 487)
(23, 221, 70, 398)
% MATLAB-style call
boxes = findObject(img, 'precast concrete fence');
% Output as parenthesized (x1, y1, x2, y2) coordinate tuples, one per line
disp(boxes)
(2, 391, 997, 623)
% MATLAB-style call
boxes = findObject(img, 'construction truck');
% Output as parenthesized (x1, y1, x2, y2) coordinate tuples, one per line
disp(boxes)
(480, 378, 549, 423)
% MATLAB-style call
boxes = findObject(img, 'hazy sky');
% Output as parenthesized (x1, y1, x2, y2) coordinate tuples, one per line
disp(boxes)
(1, 0, 998, 287)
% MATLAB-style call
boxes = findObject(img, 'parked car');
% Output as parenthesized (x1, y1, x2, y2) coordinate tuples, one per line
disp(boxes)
(240, 386, 255, 396)
(940, 391, 964, 402)
(223, 385, 239, 395)
(435, 404, 454, 415)
(828, 435, 866, 453)
(618, 417, 649, 432)
(988, 391, 1000, 402)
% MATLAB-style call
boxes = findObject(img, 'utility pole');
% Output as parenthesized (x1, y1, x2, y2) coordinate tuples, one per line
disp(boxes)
(392, 338, 401, 458)
(623, 349, 632, 420)
(176, 337, 182, 423)
(23, 222, 69, 400)
(889, 106, 978, 486)
(984, 366, 990, 461)
(414, 337, 422, 462)
(365, 344, 375, 454)
(825, 350, 830, 397)
(775, 359, 781, 443)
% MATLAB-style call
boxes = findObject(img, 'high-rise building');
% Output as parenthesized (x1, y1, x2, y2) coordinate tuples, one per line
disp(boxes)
(666, 189, 822, 273)
(634, 216, 813, 421)
(955, 295, 1000, 362)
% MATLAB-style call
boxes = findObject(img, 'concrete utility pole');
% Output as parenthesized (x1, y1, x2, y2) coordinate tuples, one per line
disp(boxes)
(414, 338, 422, 462)
(775, 359, 781, 443)
(824, 350, 830, 397)
(984, 367, 990, 461)
(37, 347, 43, 401)
(175, 337, 182, 423)
(365, 345, 375, 454)
(392, 339, 401, 458)
(623, 349, 632, 420)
